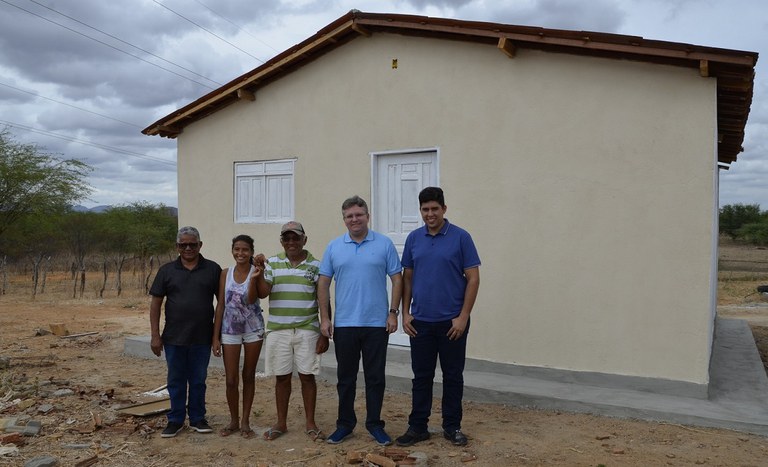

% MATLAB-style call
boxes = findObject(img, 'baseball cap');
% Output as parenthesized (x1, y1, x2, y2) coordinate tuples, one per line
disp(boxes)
(280, 221, 305, 236)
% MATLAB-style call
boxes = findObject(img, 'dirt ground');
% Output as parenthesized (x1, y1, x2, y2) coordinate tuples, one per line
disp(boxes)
(2, 241, 768, 466)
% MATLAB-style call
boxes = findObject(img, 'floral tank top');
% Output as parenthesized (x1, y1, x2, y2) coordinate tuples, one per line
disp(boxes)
(221, 265, 265, 336)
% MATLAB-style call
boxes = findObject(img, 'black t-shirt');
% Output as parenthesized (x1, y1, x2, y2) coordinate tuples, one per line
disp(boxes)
(149, 255, 222, 345)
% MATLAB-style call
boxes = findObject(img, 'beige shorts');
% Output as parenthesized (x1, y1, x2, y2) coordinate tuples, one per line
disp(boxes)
(265, 328, 321, 376)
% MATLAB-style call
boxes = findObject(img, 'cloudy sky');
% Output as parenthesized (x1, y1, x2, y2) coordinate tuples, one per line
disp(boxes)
(0, 0, 765, 209)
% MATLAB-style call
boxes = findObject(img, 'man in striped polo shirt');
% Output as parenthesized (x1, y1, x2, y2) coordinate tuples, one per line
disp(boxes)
(254, 221, 330, 441)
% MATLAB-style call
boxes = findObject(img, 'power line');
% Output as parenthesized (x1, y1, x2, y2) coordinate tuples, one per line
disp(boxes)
(152, 0, 265, 64)
(0, 81, 143, 129)
(0, 119, 176, 167)
(23, 0, 224, 88)
(192, 0, 280, 54)
(0, 0, 217, 90)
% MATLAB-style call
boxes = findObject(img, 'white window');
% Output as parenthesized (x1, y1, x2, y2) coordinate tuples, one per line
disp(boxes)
(234, 159, 294, 223)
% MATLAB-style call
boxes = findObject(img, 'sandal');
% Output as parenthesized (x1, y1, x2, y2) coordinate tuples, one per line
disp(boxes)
(263, 427, 284, 441)
(241, 428, 255, 439)
(306, 428, 325, 441)
(219, 426, 239, 437)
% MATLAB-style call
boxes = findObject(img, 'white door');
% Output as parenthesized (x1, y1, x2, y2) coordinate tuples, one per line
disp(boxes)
(372, 149, 438, 346)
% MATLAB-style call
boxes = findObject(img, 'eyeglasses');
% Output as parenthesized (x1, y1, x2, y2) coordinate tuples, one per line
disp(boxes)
(281, 235, 304, 243)
(177, 242, 200, 250)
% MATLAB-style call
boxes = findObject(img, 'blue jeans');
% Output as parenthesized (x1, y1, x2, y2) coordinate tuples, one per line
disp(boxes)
(408, 318, 469, 433)
(333, 327, 388, 431)
(164, 343, 211, 424)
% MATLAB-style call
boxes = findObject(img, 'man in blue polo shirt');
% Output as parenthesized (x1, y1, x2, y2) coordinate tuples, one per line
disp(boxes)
(395, 187, 480, 448)
(318, 195, 402, 446)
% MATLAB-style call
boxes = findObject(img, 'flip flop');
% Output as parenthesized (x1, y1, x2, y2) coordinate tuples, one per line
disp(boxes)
(263, 428, 284, 441)
(241, 428, 255, 439)
(306, 428, 325, 441)
(219, 426, 239, 437)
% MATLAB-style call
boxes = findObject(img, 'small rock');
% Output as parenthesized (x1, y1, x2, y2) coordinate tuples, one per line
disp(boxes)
(22, 420, 42, 436)
(24, 455, 58, 467)
(365, 453, 396, 467)
(0, 432, 24, 446)
(346, 450, 365, 464)
(0, 445, 20, 457)
(52, 389, 74, 397)
(17, 400, 35, 411)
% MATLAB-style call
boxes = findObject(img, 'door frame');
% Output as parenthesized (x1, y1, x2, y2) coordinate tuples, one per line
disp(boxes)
(371, 147, 440, 346)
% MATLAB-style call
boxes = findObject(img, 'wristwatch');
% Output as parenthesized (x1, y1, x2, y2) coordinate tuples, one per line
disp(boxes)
(389, 308, 400, 316)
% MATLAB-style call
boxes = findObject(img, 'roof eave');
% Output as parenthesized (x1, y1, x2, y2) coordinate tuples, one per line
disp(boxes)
(141, 11, 758, 164)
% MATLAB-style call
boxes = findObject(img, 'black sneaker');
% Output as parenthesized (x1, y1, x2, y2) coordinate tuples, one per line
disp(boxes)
(189, 419, 213, 433)
(161, 421, 184, 438)
(443, 429, 468, 446)
(396, 429, 430, 447)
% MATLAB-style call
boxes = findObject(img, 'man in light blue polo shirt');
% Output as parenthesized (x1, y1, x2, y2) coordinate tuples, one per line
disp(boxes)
(318, 195, 402, 446)
(395, 187, 480, 448)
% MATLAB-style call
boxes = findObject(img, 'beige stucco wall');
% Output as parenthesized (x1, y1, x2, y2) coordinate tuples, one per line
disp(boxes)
(176, 34, 718, 385)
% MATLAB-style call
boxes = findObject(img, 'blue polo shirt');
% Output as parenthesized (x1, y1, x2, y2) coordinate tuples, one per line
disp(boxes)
(319, 230, 402, 327)
(401, 219, 480, 322)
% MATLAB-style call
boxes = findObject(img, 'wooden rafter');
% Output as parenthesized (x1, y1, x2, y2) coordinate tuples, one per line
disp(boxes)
(237, 89, 255, 101)
(351, 23, 372, 37)
(498, 37, 516, 58)
(356, 18, 756, 67)
(699, 60, 709, 77)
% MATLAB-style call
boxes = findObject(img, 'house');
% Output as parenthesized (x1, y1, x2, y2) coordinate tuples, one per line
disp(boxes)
(143, 11, 757, 400)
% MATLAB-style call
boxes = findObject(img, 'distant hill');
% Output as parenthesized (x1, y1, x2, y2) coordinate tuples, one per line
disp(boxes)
(70, 205, 178, 216)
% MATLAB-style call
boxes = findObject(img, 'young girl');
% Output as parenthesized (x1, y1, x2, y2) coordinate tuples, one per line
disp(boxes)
(212, 234, 267, 438)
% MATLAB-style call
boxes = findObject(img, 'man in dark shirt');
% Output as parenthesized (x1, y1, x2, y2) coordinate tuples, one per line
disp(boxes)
(149, 226, 222, 438)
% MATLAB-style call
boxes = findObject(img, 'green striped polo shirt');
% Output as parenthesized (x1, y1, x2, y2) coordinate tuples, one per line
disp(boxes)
(264, 251, 321, 332)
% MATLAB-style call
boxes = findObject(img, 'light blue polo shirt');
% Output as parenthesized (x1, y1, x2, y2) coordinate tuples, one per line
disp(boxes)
(320, 230, 402, 327)
(401, 219, 480, 322)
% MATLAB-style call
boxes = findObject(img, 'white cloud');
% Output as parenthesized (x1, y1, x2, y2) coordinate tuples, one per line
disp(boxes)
(0, 0, 764, 208)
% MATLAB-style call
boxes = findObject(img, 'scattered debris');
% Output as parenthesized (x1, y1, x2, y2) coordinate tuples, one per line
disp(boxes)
(364, 452, 397, 467)
(3, 355, 57, 368)
(116, 398, 171, 417)
(0, 431, 24, 445)
(0, 445, 19, 457)
(23, 455, 58, 467)
(6, 420, 43, 436)
(399, 451, 428, 466)
(48, 323, 69, 336)
(140, 384, 168, 398)
(74, 455, 99, 467)
(61, 332, 99, 339)
(347, 450, 365, 463)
